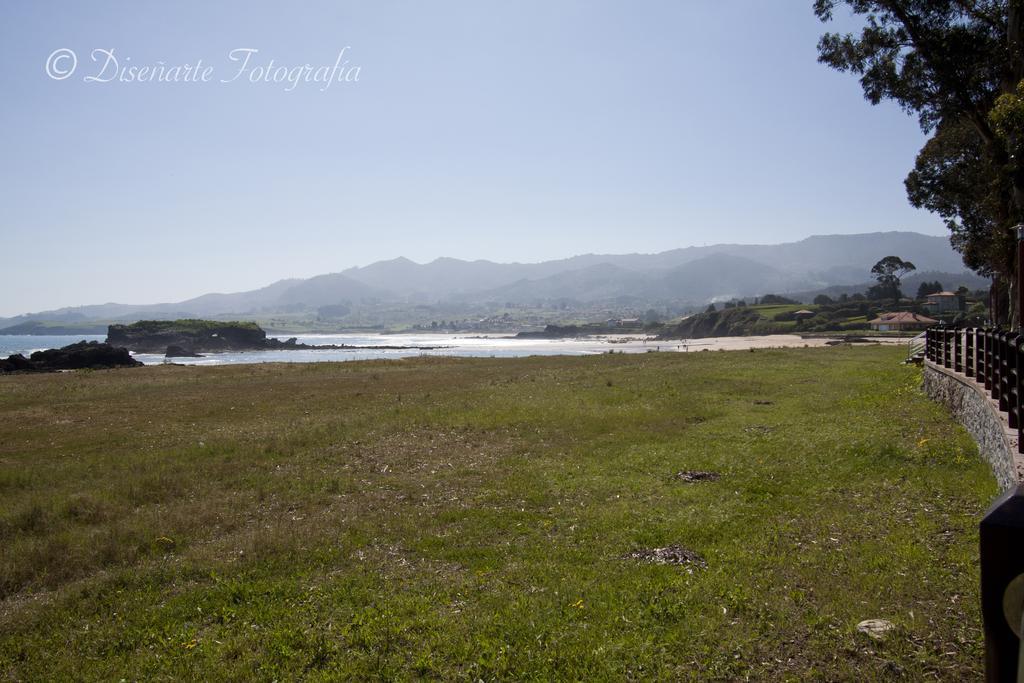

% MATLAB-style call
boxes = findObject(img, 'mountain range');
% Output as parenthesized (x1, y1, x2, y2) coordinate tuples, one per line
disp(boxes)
(0, 231, 988, 331)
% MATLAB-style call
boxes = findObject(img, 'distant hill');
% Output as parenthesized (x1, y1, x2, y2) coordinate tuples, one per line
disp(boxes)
(0, 320, 109, 335)
(788, 270, 992, 302)
(0, 231, 983, 331)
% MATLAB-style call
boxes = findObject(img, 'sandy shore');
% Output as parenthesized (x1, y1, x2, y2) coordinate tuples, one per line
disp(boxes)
(596, 333, 912, 354)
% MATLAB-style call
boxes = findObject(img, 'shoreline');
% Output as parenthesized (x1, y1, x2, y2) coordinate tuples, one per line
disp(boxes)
(0, 332, 915, 371)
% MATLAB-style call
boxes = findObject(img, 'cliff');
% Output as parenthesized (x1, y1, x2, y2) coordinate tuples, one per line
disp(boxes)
(107, 320, 267, 353)
(1, 341, 142, 373)
(108, 319, 448, 355)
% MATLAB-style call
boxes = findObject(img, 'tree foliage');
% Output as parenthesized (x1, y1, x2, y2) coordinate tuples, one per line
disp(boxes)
(916, 280, 944, 298)
(816, 0, 1024, 321)
(872, 255, 915, 278)
(870, 255, 916, 299)
(904, 118, 1011, 278)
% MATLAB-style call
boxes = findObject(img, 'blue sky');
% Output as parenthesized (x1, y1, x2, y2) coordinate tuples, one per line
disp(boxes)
(0, 1, 947, 316)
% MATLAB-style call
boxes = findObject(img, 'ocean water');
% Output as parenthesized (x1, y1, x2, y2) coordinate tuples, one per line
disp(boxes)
(0, 333, 665, 366)
(0, 334, 106, 357)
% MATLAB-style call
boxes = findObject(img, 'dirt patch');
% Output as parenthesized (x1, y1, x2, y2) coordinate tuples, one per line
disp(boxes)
(623, 545, 707, 571)
(743, 424, 775, 436)
(825, 337, 877, 346)
(753, 400, 774, 405)
(673, 470, 721, 483)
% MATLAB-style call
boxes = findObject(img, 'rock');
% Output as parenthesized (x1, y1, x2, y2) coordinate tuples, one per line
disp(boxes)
(0, 353, 35, 373)
(108, 320, 268, 353)
(623, 545, 707, 571)
(673, 470, 721, 482)
(30, 341, 142, 371)
(1, 341, 143, 373)
(165, 345, 203, 358)
(856, 619, 895, 640)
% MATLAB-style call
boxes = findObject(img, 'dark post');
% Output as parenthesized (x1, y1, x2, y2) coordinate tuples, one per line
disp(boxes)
(993, 329, 1000, 390)
(1000, 333, 1012, 413)
(967, 328, 976, 378)
(978, 331, 987, 389)
(988, 329, 996, 391)
(955, 328, 963, 373)
(980, 485, 1024, 681)
(1018, 337, 1024, 454)
(993, 334, 1001, 399)
(1007, 335, 1019, 430)
(978, 329, 985, 380)
(1017, 224, 1024, 333)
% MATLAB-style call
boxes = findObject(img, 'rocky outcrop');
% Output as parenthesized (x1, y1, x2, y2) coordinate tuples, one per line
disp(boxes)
(108, 320, 267, 353)
(263, 337, 444, 351)
(0, 341, 143, 373)
(658, 308, 766, 339)
(516, 323, 654, 339)
(108, 319, 449, 354)
(0, 354, 35, 373)
(165, 345, 203, 358)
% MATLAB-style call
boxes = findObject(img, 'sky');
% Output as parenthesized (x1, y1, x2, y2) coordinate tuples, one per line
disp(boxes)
(0, 1, 949, 316)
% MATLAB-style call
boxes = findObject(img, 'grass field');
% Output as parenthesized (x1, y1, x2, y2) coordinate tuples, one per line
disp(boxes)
(0, 346, 997, 680)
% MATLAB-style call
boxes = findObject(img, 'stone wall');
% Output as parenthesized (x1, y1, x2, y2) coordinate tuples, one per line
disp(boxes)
(923, 362, 1023, 492)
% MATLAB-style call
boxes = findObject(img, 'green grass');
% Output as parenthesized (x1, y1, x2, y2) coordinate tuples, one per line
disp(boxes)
(110, 318, 264, 333)
(747, 303, 806, 318)
(0, 346, 996, 680)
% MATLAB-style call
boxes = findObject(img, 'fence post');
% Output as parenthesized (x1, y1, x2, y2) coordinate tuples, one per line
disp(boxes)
(977, 327, 983, 379)
(1000, 333, 1011, 412)
(987, 329, 995, 391)
(966, 328, 976, 378)
(955, 328, 963, 373)
(1007, 334, 1020, 429)
(1018, 337, 1024, 456)
(980, 485, 1024, 681)
(993, 331, 1003, 399)
(981, 330, 989, 389)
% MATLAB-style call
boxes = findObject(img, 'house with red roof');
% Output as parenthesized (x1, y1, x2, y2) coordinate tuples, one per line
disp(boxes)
(868, 311, 938, 332)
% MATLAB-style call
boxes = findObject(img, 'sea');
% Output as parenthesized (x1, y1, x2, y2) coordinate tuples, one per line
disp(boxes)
(0, 333, 672, 366)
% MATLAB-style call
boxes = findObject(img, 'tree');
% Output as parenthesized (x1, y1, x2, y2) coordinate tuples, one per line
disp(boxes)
(813, 294, 834, 305)
(870, 255, 916, 299)
(957, 284, 972, 310)
(760, 294, 799, 305)
(916, 280, 944, 298)
(904, 119, 1013, 279)
(816, 1, 1024, 322)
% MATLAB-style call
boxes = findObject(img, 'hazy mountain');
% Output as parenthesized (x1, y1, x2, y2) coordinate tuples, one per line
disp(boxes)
(0, 231, 982, 329)
(649, 254, 804, 301)
(476, 254, 804, 304)
(169, 279, 303, 316)
(474, 263, 650, 303)
(338, 231, 968, 302)
(274, 273, 386, 307)
(341, 256, 589, 298)
(788, 270, 992, 302)
(490, 231, 967, 278)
